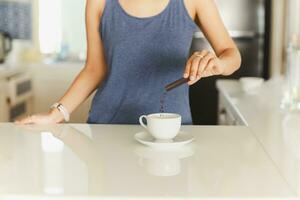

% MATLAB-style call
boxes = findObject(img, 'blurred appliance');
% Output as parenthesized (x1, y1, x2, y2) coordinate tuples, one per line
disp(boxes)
(0, 32, 12, 63)
(189, 0, 271, 125)
(5, 73, 33, 121)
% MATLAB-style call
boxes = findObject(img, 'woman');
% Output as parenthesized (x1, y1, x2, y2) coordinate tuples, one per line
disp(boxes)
(17, 0, 241, 125)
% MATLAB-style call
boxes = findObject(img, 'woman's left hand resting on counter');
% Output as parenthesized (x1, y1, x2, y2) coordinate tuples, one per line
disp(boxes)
(15, 109, 64, 125)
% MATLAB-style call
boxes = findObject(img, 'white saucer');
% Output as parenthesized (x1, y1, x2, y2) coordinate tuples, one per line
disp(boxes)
(134, 131, 194, 149)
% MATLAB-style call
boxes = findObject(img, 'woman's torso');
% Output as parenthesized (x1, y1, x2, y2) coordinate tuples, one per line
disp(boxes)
(88, 0, 197, 124)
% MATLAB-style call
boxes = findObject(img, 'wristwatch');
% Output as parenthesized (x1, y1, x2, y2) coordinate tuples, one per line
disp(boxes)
(51, 103, 70, 122)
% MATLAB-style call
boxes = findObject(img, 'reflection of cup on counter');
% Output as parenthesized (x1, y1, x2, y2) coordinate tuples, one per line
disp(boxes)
(134, 146, 194, 177)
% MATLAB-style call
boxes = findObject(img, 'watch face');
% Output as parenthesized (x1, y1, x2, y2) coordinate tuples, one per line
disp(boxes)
(51, 103, 60, 108)
(56, 104, 70, 122)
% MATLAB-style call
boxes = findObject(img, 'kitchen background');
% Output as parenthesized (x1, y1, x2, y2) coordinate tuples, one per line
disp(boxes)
(0, 0, 297, 124)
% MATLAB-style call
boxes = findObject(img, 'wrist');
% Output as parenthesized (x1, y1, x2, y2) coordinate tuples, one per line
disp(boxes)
(49, 108, 65, 123)
(50, 103, 70, 122)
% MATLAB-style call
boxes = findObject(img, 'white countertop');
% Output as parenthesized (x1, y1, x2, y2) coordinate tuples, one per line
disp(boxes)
(0, 123, 294, 199)
(217, 78, 300, 197)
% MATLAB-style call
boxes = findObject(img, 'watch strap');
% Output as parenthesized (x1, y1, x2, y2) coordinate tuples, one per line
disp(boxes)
(51, 103, 70, 122)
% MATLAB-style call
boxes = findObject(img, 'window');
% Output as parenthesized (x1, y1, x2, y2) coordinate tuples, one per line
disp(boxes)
(38, 0, 62, 54)
(38, 0, 86, 58)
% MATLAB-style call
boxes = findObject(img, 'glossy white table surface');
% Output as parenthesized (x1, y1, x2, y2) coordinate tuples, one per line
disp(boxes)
(217, 78, 300, 197)
(0, 123, 294, 199)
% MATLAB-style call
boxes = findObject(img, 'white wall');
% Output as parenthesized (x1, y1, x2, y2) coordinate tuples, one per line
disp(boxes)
(29, 62, 94, 123)
(36, 0, 86, 55)
(61, 0, 86, 55)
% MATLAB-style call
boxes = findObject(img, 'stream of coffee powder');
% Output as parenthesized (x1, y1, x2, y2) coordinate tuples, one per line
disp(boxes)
(159, 91, 167, 114)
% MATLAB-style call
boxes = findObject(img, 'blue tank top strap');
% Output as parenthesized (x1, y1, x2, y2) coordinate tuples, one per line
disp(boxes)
(178, 0, 193, 18)
(176, 0, 197, 29)
(104, 0, 190, 13)
(103, 0, 117, 11)
(167, 0, 186, 11)
(102, 0, 120, 17)
(105, 0, 116, 7)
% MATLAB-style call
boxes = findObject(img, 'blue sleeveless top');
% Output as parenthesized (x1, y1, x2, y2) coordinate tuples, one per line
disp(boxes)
(87, 0, 197, 124)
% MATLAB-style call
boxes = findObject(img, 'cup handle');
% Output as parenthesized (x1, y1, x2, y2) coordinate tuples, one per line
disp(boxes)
(139, 115, 148, 130)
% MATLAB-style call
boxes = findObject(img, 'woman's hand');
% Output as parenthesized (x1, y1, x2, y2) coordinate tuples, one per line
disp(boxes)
(15, 109, 64, 125)
(184, 50, 225, 85)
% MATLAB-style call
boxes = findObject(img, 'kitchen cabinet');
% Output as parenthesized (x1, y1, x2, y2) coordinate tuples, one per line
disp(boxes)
(217, 78, 300, 195)
(0, 67, 33, 122)
(217, 80, 247, 126)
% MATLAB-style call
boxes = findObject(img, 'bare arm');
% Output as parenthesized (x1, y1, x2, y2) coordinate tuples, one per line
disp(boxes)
(17, 0, 107, 124)
(184, 0, 241, 85)
(57, 0, 107, 115)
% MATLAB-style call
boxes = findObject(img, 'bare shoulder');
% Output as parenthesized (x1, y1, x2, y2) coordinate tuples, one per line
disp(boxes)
(184, 0, 214, 15)
(86, 0, 106, 17)
(182, 0, 197, 19)
(190, 0, 217, 12)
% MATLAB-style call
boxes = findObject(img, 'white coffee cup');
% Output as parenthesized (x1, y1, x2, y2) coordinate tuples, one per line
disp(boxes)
(139, 113, 182, 140)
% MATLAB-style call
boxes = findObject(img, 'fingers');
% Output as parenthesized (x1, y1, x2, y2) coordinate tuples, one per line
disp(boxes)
(184, 51, 206, 79)
(197, 52, 215, 78)
(188, 56, 202, 85)
(184, 51, 205, 85)
(190, 52, 214, 85)
(183, 58, 192, 78)
(184, 50, 219, 85)
(186, 51, 218, 85)
(189, 57, 200, 82)
(15, 115, 36, 125)
(201, 58, 216, 78)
